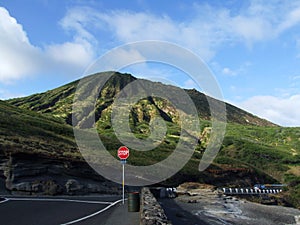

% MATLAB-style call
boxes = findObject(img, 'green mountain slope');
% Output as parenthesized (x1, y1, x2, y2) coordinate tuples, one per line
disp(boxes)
(0, 100, 77, 158)
(219, 123, 300, 207)
(7, 72, 276, 127)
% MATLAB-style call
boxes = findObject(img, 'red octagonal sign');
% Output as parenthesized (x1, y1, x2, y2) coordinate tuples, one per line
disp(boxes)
(118, 146, 129, 160)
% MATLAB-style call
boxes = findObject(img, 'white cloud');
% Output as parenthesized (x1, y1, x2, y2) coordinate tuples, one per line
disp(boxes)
(237, 95, 300, 127)
(45, 39, 94, 70)
(61, 1, 300, 62)
(229, 15, 273, 45)
(0, 7, 95, 84)
(220, 61, 252, 77)
(95, 10, 217, 60)
(222, 67, 236, 76)
(277, 7, 300, 33)
(86, 48, 147, 74)
(59, 6, 98, 44)
(0, 7, 42, 83)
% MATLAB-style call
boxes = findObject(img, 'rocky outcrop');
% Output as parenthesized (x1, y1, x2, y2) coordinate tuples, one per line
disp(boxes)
(0, 152, 120, 195)
(140, 187, 172, 225)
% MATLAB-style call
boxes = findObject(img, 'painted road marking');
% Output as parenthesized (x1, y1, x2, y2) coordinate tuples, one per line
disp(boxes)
(0, 198, 9, 204)
(61, 198, 124, 225)
(5, 197, 111, 204)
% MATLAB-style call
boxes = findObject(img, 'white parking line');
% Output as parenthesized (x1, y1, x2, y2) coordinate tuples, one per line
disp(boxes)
(0, 198, 9, 204)
(6, 197, 111, 204)
(61, 199, 124, 225)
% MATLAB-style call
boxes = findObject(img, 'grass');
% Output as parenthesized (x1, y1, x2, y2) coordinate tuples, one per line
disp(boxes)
(0, 100, 77, 158)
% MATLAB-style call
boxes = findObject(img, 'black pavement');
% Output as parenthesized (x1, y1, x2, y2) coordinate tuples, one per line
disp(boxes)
(0, 195, 140, 225)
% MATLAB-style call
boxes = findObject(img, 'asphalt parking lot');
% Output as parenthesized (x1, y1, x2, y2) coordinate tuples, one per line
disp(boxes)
(0, 195, 138, 225)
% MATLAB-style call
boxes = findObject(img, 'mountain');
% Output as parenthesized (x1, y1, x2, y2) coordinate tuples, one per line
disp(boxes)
(1, 72, 299, 208)
(7, 72, 275, 127)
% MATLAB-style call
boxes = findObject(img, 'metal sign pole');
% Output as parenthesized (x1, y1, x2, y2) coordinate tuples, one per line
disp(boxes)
(122, 162, 125, 205)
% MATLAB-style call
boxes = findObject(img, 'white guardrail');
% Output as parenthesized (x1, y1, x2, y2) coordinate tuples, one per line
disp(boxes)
(221, 187, 283, 195)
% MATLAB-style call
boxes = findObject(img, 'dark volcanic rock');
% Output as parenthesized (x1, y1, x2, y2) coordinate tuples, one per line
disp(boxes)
(0, 152, 120, 195)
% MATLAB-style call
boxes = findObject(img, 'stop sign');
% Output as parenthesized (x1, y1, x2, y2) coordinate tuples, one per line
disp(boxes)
(118, 146, 129, 160)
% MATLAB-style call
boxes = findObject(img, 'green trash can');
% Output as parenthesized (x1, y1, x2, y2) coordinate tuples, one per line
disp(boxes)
(128, 192, 140, 212)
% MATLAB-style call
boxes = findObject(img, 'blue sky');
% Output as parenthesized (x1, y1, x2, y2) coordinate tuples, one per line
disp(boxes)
(0, 0, 300, 126)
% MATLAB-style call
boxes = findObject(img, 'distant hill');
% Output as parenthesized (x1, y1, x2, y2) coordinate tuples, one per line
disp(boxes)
(1, 72, 299, 208)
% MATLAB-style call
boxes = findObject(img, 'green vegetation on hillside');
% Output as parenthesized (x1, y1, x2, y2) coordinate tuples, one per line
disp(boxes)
(218, 123, 300, 207)
(0, 100, 78, 159)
